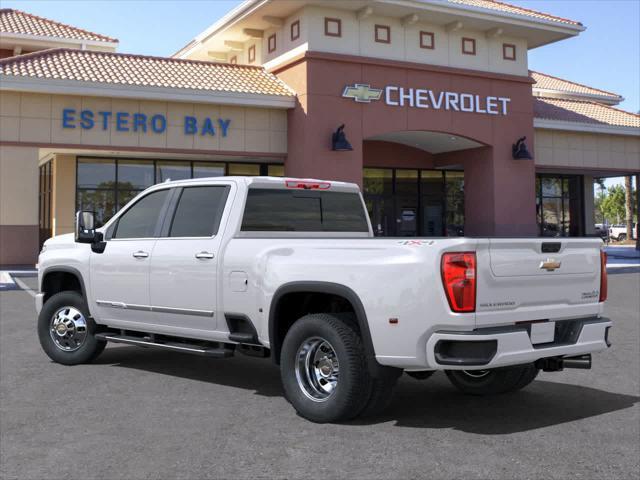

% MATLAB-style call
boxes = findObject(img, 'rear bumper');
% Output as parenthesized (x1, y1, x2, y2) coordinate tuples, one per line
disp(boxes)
(425, 317, 611, 370)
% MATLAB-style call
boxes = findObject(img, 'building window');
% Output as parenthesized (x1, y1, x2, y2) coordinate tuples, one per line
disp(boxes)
(268, 34, 276, 53)
(536, 174, 584, 237)
(462, 37, 476, 55)
(291, 20, 300, 41)
(363, 168, 464, 237)
(229, 56, 237, 64)
(248, 45, 256, 63)
(268, 164, 285, 177)
(228, 163, 261, 176)
(75, 158, 283, 227)
(375, 25, 391, 44)
(38, 161, 52, 246)
(324, 17, 341, 37)
(419, 31, 435, 49)
(503, 43, 516, 61)
(156, 162, 191, 183)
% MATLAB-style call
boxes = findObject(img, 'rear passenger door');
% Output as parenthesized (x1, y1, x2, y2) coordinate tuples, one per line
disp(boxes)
(148, 183, 232, 334)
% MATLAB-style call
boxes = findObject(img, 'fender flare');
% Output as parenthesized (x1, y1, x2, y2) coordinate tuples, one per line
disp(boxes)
(41, 266, 88, 302)
(268, 281, 378, 371)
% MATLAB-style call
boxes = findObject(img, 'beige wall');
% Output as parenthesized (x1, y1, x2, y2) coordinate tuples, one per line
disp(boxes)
(0, 145, 39, 226)
(304, 6, 528, 75)
(0, 89, 287, 264)
(0, 91, 287, 154)
(193, 5, 529, 76)
(534, 129, 640, 172)
(0, 145, 39, 265)
(52, 154, 76, 236)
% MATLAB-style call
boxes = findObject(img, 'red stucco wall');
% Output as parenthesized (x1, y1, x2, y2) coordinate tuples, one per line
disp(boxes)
(274, 52, 538, 236)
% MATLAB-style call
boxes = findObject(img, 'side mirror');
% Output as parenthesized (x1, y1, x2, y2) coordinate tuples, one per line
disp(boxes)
(75, 210, 97, 243)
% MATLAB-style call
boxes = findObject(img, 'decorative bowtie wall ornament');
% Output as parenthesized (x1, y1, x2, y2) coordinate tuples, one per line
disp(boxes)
(332, 124, 353, 151)
(512, 136, 533, 160)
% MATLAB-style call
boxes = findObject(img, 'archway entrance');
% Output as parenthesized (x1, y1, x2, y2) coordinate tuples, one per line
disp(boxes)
(362, 131, 484, 237)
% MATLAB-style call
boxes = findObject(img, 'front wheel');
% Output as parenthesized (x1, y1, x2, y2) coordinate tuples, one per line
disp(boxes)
(445, 364, 539, 395)
(280, 313, 372, 423)
(38, 291, 106, 365)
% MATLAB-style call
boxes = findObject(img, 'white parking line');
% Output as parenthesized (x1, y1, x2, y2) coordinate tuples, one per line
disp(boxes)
(13, 277, 36, 298)
(0, 271, 15, 285)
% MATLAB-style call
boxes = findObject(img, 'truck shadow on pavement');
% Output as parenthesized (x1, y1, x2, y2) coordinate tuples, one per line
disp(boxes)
(97, 346, 639, 434)
(362, 379, 639, 432)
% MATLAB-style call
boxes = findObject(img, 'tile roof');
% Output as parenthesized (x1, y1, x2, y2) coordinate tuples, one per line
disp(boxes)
(0, 48, 295, 97)
(0, 8, 117, 43)
(531, 71, 622, 102)
(447, 0, 582, 26)
(534, 97, 640, 129)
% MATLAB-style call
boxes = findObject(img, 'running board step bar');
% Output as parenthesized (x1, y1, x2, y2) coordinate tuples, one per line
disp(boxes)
(95, 333, 234, 358)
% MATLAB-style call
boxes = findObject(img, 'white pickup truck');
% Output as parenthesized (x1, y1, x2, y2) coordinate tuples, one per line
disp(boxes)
(36, 176, 611, 423)
(609, 223, 637, 241)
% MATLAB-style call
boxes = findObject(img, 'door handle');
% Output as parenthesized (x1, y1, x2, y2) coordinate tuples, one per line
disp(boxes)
(195, 251, 215, 260)
(132, 251, 149, 259)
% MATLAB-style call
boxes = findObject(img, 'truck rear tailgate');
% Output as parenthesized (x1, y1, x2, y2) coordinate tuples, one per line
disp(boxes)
(475, 238, 604, 327)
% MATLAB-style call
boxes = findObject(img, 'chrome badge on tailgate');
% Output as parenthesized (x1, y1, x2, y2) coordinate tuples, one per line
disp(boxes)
(540, 258, 562, 272)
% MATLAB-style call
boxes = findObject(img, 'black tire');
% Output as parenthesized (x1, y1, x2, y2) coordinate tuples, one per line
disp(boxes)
(280, 313, 372, 423)
(359, 366, 402, 418)
(510, 364, 539, 391)
(38, 291, 106, 365)
(445, 364, 538, 396)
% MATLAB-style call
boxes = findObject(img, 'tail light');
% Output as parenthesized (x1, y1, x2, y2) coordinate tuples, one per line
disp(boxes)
(441, 252, 477, 313)
(599, 251, 608, 302)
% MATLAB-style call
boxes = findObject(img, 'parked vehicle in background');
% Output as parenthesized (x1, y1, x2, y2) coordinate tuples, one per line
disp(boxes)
(35, 176, 611, 423)
(609, 223, 637, 241)
(594, 224, 608, 239)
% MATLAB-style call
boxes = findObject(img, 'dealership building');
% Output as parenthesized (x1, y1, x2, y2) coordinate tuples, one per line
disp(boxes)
(1, 0, 639, 265)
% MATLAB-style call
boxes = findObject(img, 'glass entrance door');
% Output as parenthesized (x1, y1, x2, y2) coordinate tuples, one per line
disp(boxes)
(363, 168, 464, 237)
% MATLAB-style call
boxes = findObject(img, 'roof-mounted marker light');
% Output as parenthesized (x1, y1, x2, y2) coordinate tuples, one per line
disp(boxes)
(285, 180, 331, 190)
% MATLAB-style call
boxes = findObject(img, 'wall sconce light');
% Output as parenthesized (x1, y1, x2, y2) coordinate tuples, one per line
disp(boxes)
(332, 124, 353, 151)
(512, 136, 533, 160)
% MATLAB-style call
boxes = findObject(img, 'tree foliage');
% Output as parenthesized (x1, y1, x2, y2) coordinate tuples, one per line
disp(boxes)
(596, 183, 637, 225)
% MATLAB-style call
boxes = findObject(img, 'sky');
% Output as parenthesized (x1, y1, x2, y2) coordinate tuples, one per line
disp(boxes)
(3, 0, 638, 188)
(0, 0, 640, 112)
(3, 0, 638, 113)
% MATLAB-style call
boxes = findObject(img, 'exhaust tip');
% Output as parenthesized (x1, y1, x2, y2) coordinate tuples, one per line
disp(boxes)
(562, 354, 592, 369)
(535, 354, 592, 371)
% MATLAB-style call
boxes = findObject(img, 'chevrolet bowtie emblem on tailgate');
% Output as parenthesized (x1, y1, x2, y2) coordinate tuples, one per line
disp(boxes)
(342, 84, 383, 103)
(540, 258, 562, 271)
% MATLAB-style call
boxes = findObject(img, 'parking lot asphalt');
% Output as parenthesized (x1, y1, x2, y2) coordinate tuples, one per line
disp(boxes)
(1, 273, 638, 480)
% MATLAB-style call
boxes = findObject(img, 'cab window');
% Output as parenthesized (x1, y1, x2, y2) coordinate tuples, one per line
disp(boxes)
(241, 189, 369, 232)
(167, 186, 230, 237)
(112, 189, 170, 239)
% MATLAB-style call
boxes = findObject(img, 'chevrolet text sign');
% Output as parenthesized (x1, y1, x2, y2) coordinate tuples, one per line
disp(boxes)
(342, 83, 511, 115)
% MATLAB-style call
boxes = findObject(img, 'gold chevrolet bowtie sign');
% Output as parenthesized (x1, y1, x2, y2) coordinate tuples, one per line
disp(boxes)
(540, 258, 562, 272)
(342, 84, 383, 103)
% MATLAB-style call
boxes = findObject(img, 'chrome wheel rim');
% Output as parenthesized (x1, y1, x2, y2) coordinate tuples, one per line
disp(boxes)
(49, 306, 87, 352)
(295, 337, 339, 402)
(461, 370, 491, 379)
